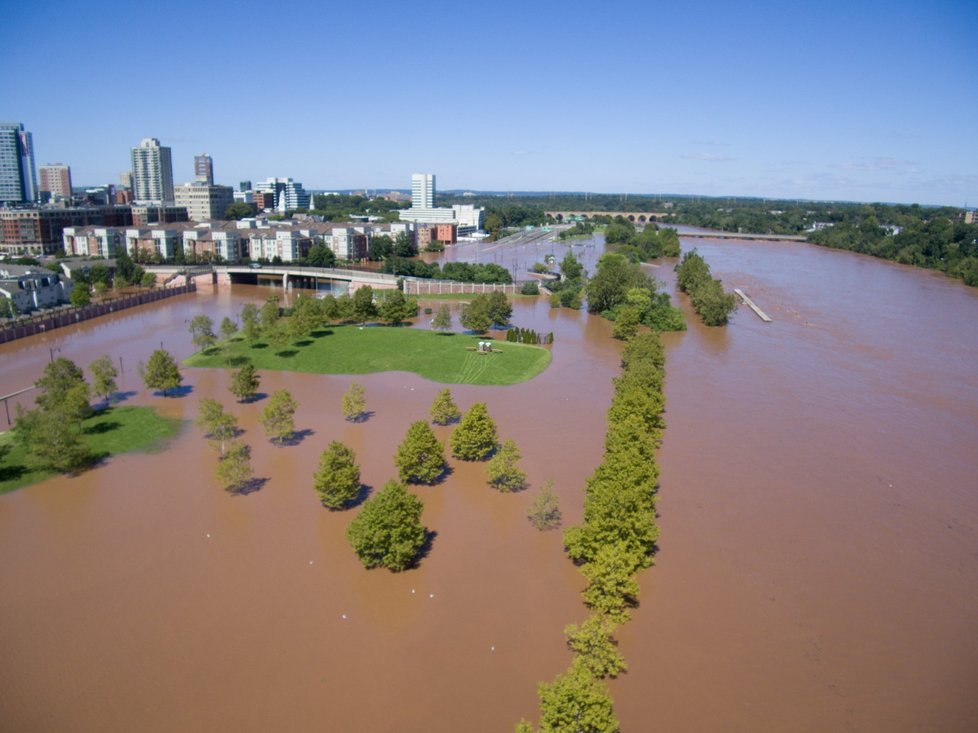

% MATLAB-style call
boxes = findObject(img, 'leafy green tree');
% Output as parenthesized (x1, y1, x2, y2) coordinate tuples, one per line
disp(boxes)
(429, 388, 461, 425)
(352, 285, 377, 324)
(393, 231, 416, 257)
(564, 616, 627, 679)
(225, 201, 255, 220)
(431, 304, 452, 332)
(368, 234, 393, 261)
(220, 316, 238, 341)
(139, 349, 182, 396)
(35, 357, 91, 419)
(13, 405, 91, 474)
(580, 543, 642, 622)
(378, 288, 419, 326)
(527, 480, 562, 530)
(346, 479, 427, 572)
(486, 438, 526, 492)
(486, 291, 513, 327)
(395, 420, 446, 485)
(560, 252, 584, 281)
(70, 285, 91, 307)
(587, 253, 648, 313)
(289, 294, 323, 339)
(535, 662, 618, 733)
(240, 303, 261, 341)
(342, 382, 366, 422)
(460, 296, 492, 333)
(306, 241, 336, 268)
(89, 355, 118, 404)
(0, 295, 16, 317)
(450, 402, 498, 460)
(195, 398, 238, 456)
(216, 440, 253, 492)
(611, 306, 641, 340)
(189, 314, 216, 351)
(260, 296, 281, 333)
(259, 389, 298, 443)
(313, 441, 361, 509)
(139, 271, 156, 288)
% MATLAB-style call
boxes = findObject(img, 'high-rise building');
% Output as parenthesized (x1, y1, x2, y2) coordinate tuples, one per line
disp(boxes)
(119, 171, 133, 190)
(175, 182, 234, 221)
(0, 122, 38, 205)
(194, 154, 213, 185)
(411, 173, 435, 209)
(130, 138, 174, 204)
(239, 180, 251, 192)
(39, 164, 73, 200)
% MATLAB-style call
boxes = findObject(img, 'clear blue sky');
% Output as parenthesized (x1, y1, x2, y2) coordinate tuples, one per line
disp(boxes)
(3, 0, 975, 206)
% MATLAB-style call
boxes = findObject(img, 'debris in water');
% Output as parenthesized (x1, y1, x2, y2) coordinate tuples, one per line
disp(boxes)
(341, 614, 347, 620)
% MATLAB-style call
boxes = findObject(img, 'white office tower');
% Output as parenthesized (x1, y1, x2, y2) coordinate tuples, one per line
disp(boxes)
(411, 173, 435, 209)
(130, 138, 175, 204)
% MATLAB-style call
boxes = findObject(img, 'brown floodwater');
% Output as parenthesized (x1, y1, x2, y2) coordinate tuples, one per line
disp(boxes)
(1, 238, 977, 732)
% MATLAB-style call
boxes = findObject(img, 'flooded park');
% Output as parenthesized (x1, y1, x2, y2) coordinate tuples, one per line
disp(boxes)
(1, 232, 977, 731)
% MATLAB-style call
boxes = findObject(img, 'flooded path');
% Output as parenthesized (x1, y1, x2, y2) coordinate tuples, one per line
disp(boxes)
(1, 237, 977, 731)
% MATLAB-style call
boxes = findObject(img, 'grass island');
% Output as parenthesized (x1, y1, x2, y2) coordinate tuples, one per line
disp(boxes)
(0, 406, 182, 494)
(185, 326, 552, 385)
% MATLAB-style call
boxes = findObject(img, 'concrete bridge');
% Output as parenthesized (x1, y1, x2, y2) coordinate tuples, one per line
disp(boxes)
(146, 264, 401, 291)
(546, 211, 670, 223)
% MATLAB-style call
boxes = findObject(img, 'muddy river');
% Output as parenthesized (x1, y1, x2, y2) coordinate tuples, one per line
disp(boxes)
(1, 235, 976, 732)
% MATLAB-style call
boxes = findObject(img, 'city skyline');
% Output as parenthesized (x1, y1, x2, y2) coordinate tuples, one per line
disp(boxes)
(3, 0, 976, 207)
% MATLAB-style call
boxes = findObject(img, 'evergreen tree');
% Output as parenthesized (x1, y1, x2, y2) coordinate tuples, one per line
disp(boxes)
(89, 355, 118, 405)
(229, 363, 260, 402)
(259, 389, 298, 443)
(527, 480, 562, 530)
(450, 402, 498, 460)
(395, 420, 446, 485)
(313, 441, 361, 509)
(429, 388, 461, 425)
(342, 382, 366, 422)
(139, 349, 182, 396)
(216, 440, 253, 492)
(486, 438, 526, 492)
(431, 304, 452, 332)
(564, 616, 627, 679)
(346, 479, 427, 571)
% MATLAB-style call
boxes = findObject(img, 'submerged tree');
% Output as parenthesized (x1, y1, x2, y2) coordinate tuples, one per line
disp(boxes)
(89, 355, 118, 405)
(431, 304, 452, 332)
(527, 480, 562, 530)
(259, 389, 298, 443)
(564, 615, 627, 679)
(229, 363, 260, 402)
(394, 420, 447, 485)
(188, 314, 216, 351)
(313, 441, 361, 510)
(450, 402, 498, 460)
(342, 382, 367, 422)
(429, 388, 461, 426)
(486, 438, 526, 492)
(195, 398, 239, 456)
(530, 661, 619, 733)
(139, 349, 183, 396)
(216, 440, 253, 492)
(346, 479, 427, 571)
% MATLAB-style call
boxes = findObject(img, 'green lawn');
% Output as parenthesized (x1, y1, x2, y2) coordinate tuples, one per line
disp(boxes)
(0, 406, 183, 494)
(185, 326, 552, 385)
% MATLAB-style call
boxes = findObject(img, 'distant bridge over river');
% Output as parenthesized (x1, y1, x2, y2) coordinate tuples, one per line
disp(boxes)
(147, 264, 401, 291)
(546, 210, 670, 223)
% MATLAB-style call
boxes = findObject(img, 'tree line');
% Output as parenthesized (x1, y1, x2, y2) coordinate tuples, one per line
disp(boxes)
(675, 250, 738, 326)
(516, 331, 667, 732)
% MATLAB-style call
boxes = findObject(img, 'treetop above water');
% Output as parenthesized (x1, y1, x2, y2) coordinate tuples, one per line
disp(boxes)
(184, 325, 551, 386)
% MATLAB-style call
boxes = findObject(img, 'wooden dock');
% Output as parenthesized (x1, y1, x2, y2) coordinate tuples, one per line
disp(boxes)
(733, 288, 772, 322)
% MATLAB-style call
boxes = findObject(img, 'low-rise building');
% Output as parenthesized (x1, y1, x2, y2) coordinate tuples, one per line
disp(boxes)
(0, 267, 73, 313)
(1, 205, 133, 255)
(62, 226, 122, 258)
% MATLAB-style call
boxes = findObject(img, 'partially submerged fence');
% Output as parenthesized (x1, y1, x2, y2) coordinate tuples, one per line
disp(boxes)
(402, 279, 521, 296)
(0, 283, 197, 344)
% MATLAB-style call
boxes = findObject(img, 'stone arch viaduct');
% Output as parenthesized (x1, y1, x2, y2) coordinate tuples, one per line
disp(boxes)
(545, 211, 670, 223)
